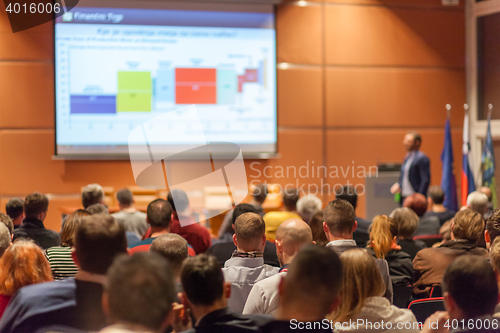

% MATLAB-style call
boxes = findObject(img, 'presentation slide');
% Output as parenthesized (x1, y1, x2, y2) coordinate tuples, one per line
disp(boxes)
(54, 6, 277, 157)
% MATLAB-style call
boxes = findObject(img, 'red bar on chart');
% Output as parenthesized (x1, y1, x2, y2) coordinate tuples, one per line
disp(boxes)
(175, 68, 217, 104)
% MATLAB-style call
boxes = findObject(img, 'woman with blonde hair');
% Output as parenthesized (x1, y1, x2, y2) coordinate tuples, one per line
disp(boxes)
(331, 249, 418, 332)
(0, 240, 53, 317)
(45, 209, 90, 280)
(367, 215, 413, 287)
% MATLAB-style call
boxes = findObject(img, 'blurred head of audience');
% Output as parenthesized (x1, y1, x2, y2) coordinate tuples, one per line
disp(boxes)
(252, 183, 268, 206)
(150, 233, 188, 282)
(451, 209, 484, 243)
(115, 188, 135, 210)
(24, 192, 49, 222)
(389, 207, 418, 240)
(5, 198, 24, 227)
(167, 189, 190, 217)
(485, 208, 500, 249)
(61, 209, 91, 247)
(0, 224, 10, 258)
(368, 215, 398, 260)
(0, 213, 14, 237)
(335, 185, 359, 211)
(275, 218, 313, 266)
(86, 203, 109, 215)
(466, 191, 489, 216)
(403, 193, 427, 217)
(323, 199, 356, 241)
(297, 194, 322, 223)
(282, 188, 300, 212)
(233, 212, 266, 253)
(443, 255, 497, 321)
(308, 211, 328, 246)
(102, 253, 176, 333)
(81, 183, 104, 209)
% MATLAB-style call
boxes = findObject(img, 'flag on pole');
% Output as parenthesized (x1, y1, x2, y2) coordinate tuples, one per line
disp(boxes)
(441, 117, 458, 211)
(462, 110, 476, 206)
(482, 110, 497, 209)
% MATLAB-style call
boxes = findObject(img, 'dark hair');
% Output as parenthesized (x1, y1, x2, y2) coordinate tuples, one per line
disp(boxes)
(308, 211, 328, 246)
(407, 131, 422, 144)
(283, 188, 299, 211)
(61, 209, 91, 247)
(74, 214, 127, 275)
(487, 209, 500, 244)
(81, 184, 104, 209)
(234, 212, 265, 246)
(443, 255, 498, 318)
(24, 192, 49, 218)
(335, 185, 358, 210)
(86, 203, 109, 215)
(150, 234, 189, 274)
(167, 189, 189, 213)
(252, 184, 268, 204)
(116, 188, 134, 206)
(428, 186, 445, 205)
(106, 253, 176, 331)
(283, 245, 343, 315)
(0, 213, 14, 236)
(181, 254, 224, 306)
(402, 193, 427, 217)
(147, 199, 172, 228)
(323, 199, 355, 235)
(6, 198, 24, 220)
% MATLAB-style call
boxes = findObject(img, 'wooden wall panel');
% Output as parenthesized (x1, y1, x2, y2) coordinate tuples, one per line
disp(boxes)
(325, 5, 465, 68)
(324, 0, 462, 7)
(278, 67, 323, 127)
(0, 30, 53, 61)
(0, 63, 54, 128)
(276, 5, 322, 65)
(325, 67, 465, 128)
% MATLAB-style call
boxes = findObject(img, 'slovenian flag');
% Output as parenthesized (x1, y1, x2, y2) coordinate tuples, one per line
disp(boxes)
(462, 110, 476, 206)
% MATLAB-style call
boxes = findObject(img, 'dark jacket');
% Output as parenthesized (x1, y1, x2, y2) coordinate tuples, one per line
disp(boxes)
(398, 150, 431, 196)
(353, 216, 371, 248)
(399, 239, 426, 261)
(183, 307, 271, 333)
(413, 239, 488, 297)
(13, 217, 61, 249)
(413, 215, 441, 237)
(367, 248, 414, 287)
(424, 209, 456, 226)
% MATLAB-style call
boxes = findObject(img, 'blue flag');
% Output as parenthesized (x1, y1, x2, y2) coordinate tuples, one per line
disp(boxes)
(482, 113, 497, 209)
(441, 118, 458, 211)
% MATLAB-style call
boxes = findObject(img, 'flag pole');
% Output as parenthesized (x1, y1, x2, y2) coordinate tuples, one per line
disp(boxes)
(446, 104, 451, 119)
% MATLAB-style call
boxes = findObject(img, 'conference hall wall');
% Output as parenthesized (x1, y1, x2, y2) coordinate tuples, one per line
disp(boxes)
(0, 0, 465, 231)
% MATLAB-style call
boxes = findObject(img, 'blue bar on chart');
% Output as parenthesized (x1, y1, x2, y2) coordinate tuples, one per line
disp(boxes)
(217, 69, 237, 105)
(155, 69, 175, 103)
(70, 95, 117, 114)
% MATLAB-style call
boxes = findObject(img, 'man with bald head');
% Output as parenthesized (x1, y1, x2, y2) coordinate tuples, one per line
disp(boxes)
(222, 212, 279, 314)
(242, 218, 313, 316)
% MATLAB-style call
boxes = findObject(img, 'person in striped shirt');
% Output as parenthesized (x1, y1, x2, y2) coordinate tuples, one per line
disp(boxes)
(45, 209, 90, 280)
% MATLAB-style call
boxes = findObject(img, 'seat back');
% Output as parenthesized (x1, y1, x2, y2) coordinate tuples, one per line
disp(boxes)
(393, 285, 413, 308)
(413, 234, 442, 248)
(408, 297, 445, 324)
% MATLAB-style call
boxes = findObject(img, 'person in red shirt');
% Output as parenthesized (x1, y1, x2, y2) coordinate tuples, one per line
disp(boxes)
(168, 189, 211, 254)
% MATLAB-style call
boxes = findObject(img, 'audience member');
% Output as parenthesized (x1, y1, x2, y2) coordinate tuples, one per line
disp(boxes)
(13, 192, 60, 249)
(206, 203, 280, 268)
(5, 198, 24, 229)
(323, 199, 393, 302)
(413, 209, 488, 298)
(296, 194, 322, 224)
(259, 245, 342, 333)
(403, 193, 440, 236)
(168, 189, 211, 254)
(467, 191, 489, 217)
(335, 185, 372, 247)
(243, 218, 313, 316)
(222, 212, 279, 313)
(438, 220, 453, 245)
(489, 238, 500, 296)
(422, 255, 498, 333)
(0, 214, 128, 332)
(264, 188, 301, 242)
(150, 233, 189, 287)
(0, 224, 10, 258)
(178, 254, 271, 332)
(0, 213, 14, 237)
(480, 186, 494, 219)
(367, 215, 413, 287)
(217, 183, 268, 241)
(100, 253, 176, 333)
(308, 211, 328, 246)
(45, 209, 90, 280)
(86, 203, 109, 215)
(81, 183, 105, 209)
(329, 249, 418, 333)
(389, 207, 425, 260)
(425, 186, 456, 226)
(485, 208, 500, 249)
(112, 188, 148, 239)
(0, 240, 52, 318)
(218, 203, 261, 243)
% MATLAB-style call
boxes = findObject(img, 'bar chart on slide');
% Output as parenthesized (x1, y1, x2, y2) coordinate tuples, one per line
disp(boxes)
(55, 19, 276, 147)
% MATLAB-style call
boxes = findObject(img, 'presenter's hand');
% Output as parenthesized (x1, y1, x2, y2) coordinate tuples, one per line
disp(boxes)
(390, 183, 401, 194)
